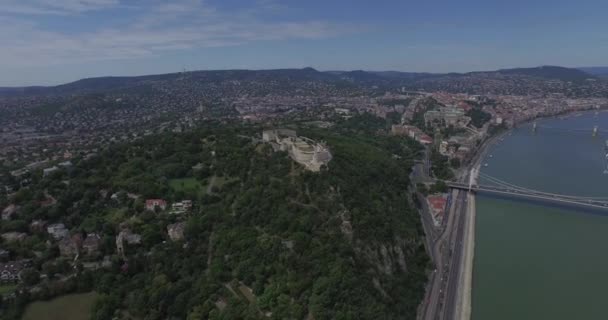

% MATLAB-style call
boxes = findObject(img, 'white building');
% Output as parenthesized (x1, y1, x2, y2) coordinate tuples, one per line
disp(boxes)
(167, 222, 186, 241)
(43, 166, 59, 177)
(171, 200, 193, 214)
(262, 129, 332, 172)
(47, 223, 69, 240)
(439, 141, 449, 156)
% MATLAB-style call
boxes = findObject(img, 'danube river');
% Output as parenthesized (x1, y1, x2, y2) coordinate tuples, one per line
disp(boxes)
(472, 111, 608, 319)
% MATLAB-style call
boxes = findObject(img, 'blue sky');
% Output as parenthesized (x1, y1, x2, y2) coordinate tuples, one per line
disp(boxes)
(1, 0, 607, 86)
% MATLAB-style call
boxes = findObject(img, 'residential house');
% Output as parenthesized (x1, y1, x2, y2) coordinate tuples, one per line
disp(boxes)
(82, 233, 102, 256)
(1, 232, 27, 243)
(43, 166, 59, 177)
(167, 222, 186, 241)
(171, 200, 193, 214)
(116, 230, 142, 256)
(58, 234, 82, 257)
(145, 199, 167, 211)
(455, 146, 471, 161)
(0, 249, 9, 261)
(192, 163, 205, 171)
(29, 220, 47, 233)
(1, 204, 18, 221)
(417, 134, 433, 145)
(0, 260, 30, 283)
(427, 195, 447, 227)
(439, 141, 449, 156)
(47, 223, 69, 240)
(58, 161, 73, 168)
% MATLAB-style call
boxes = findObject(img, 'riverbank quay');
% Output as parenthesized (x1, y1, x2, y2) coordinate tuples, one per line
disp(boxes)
(451, 130, 507, 320)
(417, 127, 506, 320)
(454, 169, 478, 320)
(420, 108, 602, 320)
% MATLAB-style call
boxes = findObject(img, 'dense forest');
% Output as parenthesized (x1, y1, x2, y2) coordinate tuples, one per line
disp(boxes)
(1, 115, 429, 319)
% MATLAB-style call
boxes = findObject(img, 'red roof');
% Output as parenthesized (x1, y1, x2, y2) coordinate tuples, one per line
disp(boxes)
(427, 196, 447, 213)
(418, 134, 433, 144)
(146, 199, 166, 205)
(145, 199, 167, 209)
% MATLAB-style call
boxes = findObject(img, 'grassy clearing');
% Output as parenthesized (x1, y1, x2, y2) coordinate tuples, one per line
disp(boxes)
(169, 177, 203, 192)
(0, 284, 16, 295)
(21, 292, 98, 320)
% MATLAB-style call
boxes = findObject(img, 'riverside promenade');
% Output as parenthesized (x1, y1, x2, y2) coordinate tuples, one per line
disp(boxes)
(455, 167, 478, 320)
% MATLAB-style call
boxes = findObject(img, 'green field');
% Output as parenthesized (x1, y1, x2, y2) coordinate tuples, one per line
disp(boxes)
(0, 284, 16, 295)
(169, 177, 202, 192)
(22, 292, 98, 320)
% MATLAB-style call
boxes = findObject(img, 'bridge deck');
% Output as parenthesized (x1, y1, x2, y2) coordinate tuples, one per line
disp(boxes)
(447, 182, 608, 211)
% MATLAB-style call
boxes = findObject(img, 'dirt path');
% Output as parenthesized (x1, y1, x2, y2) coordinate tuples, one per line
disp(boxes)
(206, 175, 217, 194)
(206, 229, 214, 275)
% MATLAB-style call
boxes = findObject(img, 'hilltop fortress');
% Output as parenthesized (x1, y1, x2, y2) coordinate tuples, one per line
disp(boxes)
(262, 129, 332, 172)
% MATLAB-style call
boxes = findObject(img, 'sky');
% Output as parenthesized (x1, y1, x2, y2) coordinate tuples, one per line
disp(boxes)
(1, 0, 608, 86)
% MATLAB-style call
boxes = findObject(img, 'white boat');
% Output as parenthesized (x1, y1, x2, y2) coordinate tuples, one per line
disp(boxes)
(483, 163, 489, 167)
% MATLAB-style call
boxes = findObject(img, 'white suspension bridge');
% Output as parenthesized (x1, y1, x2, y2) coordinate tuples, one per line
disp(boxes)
(446, 171, 608, 210)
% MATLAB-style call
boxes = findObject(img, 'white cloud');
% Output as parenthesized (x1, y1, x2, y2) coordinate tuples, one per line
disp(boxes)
(0, 0, 120, 15)
(0, 0, 354, 67)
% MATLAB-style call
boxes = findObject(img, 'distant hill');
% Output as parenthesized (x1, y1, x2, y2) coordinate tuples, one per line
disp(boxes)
(578, 67, 608, 78)
(493, 65, 595, 82)
(0, 65, 604, 98)
(327, 70, 386, 82)
(370, 71, 439, 80)
(0, 86, 47, 96)
(0, 76, 152, 97)
(0, 68, 345, 97)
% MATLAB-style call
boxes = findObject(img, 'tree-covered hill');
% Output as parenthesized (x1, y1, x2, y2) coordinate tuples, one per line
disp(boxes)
(495, 65, 595, 82)
(1, 116, 429, 320)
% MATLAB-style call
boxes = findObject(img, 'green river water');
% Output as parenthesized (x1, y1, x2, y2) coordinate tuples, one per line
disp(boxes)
(472, 111, 608, 320)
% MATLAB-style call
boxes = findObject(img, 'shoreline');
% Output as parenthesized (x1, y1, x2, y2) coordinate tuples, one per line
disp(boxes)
(462, 109, 608, 320)
(452, 107, 594, 320)
(418, 108, 596, 320)
(457, 188, 477, 320)
(453, 129, 509, 320)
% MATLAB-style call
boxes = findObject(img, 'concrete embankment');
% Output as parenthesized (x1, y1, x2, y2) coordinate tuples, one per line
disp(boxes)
(455, 165, 480, 320)
(451, 129, 507, 320)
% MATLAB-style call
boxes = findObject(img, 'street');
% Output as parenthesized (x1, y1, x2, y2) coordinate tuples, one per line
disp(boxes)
(417, 132, 503, 320)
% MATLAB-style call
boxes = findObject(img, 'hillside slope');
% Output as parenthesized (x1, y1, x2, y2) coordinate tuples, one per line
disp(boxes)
(1, 116, 429, 319)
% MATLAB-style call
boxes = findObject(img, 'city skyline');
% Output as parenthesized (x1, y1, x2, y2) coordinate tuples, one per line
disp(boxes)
(2, 0, 608, 86)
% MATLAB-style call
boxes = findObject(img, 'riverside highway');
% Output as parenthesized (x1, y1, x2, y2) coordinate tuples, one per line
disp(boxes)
(418, 131, 503, 320)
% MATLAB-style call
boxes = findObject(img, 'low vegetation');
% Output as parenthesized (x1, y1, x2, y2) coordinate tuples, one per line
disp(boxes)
(21, 292, 98, 320)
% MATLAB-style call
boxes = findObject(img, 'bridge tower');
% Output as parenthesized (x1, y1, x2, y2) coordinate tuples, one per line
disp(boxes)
(604, 140, 608, 174)
(593, 126, 599, 137)
(468, 167, 477, 192)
